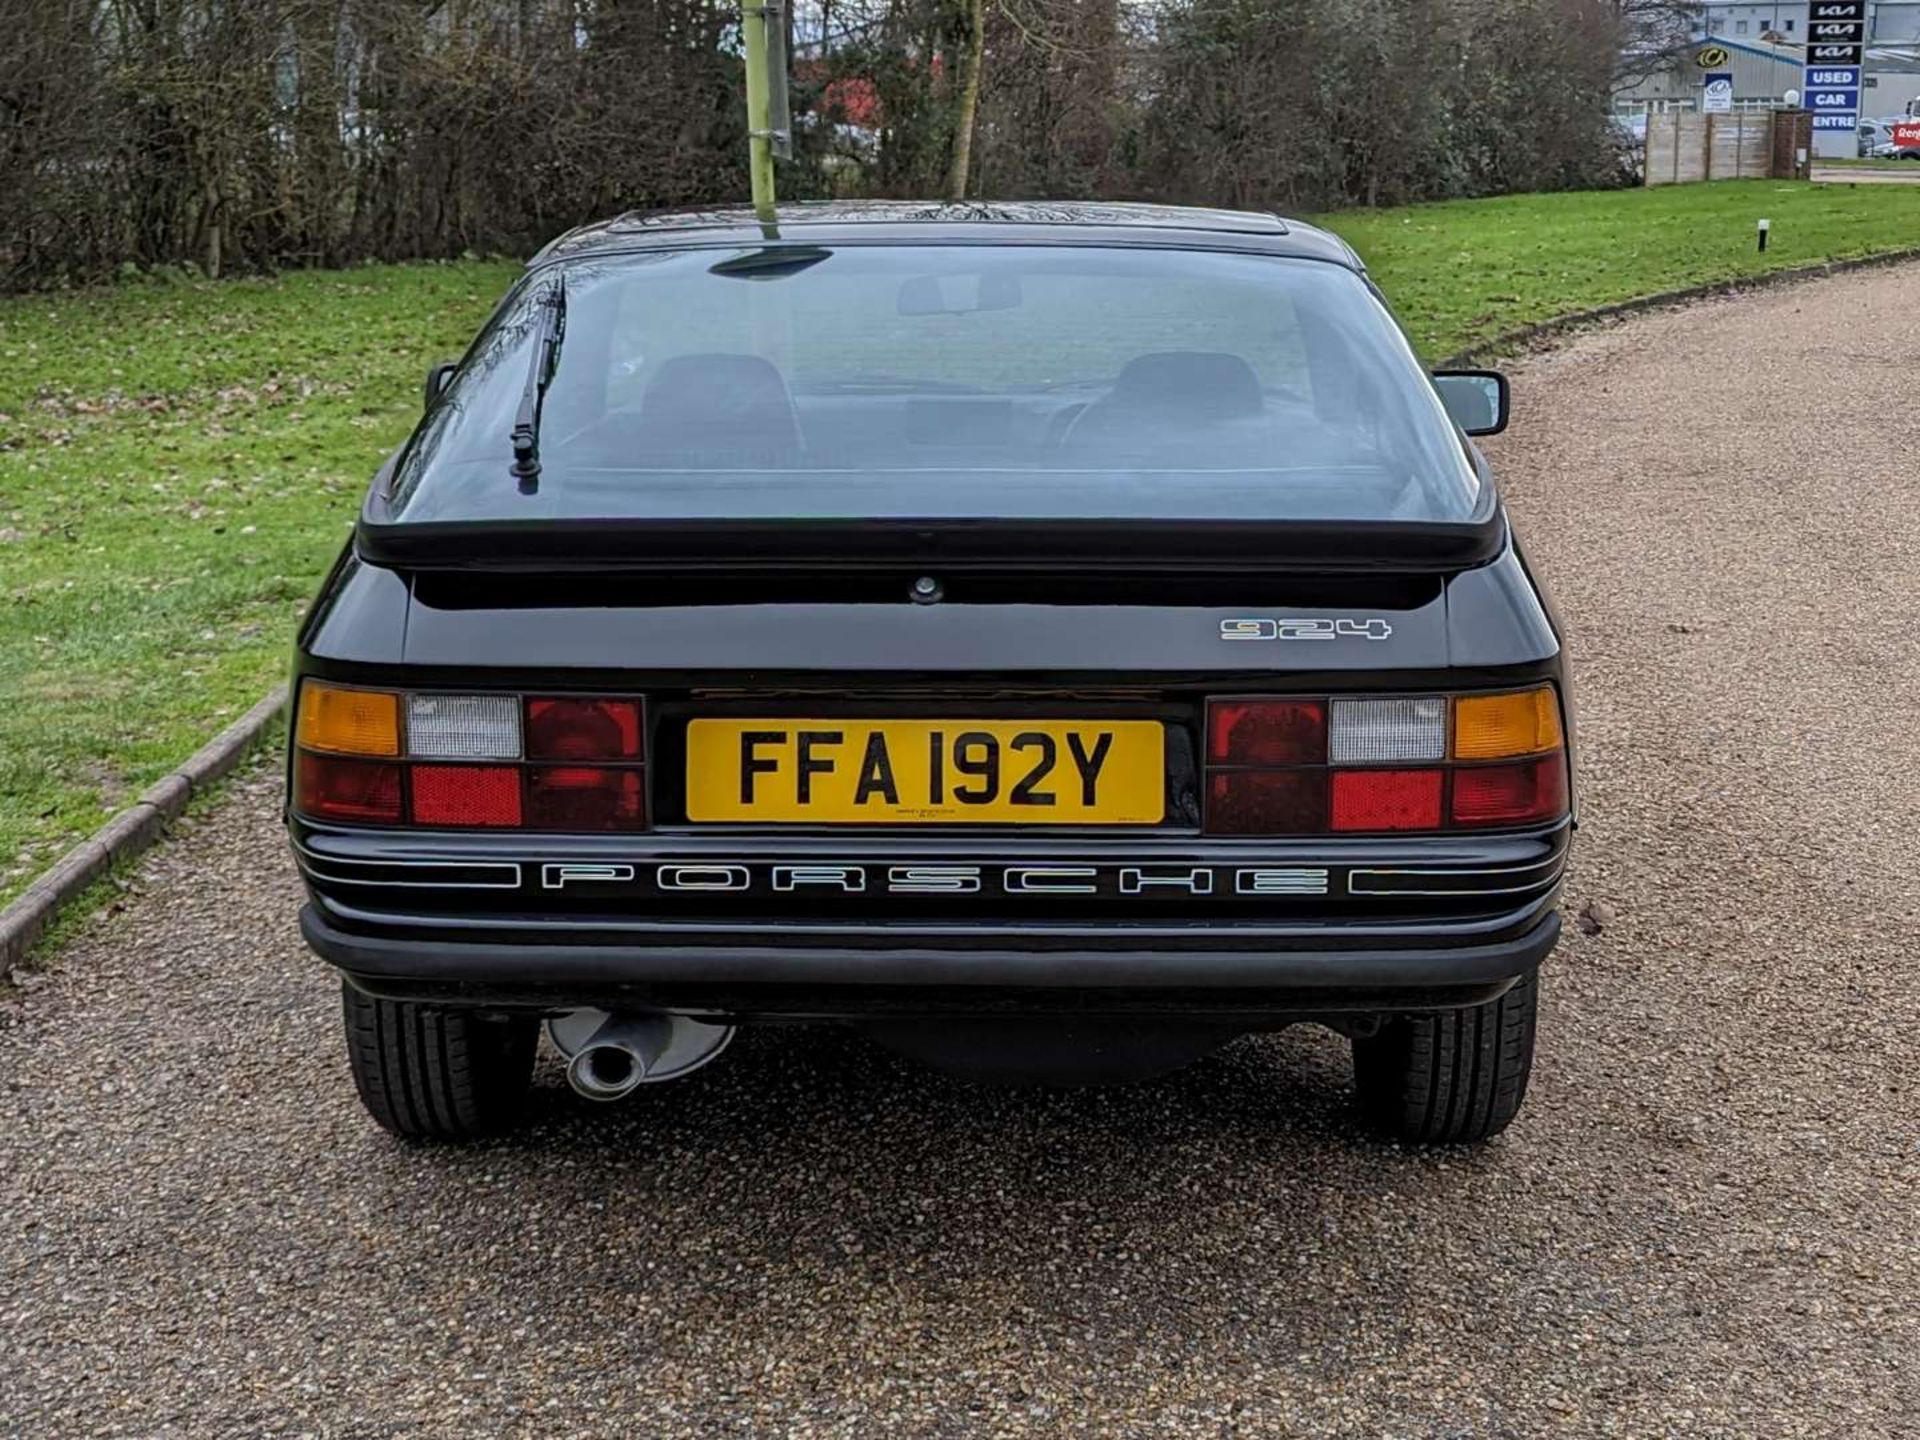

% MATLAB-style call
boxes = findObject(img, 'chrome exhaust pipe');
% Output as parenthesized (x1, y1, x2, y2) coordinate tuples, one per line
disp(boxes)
(563, 1013, 672, 1102)
(548, 1010, 734, 1102)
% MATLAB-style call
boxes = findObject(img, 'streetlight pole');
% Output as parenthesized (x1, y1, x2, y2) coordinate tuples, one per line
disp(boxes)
(743, 3, 780, 224)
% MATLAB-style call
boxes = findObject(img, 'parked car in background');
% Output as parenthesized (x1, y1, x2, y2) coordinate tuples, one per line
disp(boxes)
(1865, 118, 1920, 159)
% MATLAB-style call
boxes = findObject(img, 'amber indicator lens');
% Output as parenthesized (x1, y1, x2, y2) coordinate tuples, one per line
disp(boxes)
(1206, 700, 1326, 766)
(297, 683, 400, 757)
(1453, 687, 1562, 760)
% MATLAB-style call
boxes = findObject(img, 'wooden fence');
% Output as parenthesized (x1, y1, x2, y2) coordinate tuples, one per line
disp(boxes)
(1645, 110, 1814, 185)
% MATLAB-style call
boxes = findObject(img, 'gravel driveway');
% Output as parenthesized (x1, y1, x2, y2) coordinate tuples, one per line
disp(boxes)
(5, 267, 1919, 1439)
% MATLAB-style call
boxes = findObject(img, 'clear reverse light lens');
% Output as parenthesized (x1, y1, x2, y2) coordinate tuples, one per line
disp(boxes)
(1329, 696, 1446, 764)
(406, 693, 522, 760)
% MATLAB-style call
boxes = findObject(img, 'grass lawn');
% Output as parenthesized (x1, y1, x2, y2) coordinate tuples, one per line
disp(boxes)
(0, 262, 519, 904)
(1323, 178, 1920, 358)
(5, 177, 1920, 905)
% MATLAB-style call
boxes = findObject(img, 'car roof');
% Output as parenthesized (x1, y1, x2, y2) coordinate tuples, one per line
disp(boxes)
(529, 200, 1364, 271)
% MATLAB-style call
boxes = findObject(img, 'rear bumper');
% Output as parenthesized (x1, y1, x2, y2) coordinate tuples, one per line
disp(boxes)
(294, 816, 1569, 1018)
(300, 902, 1561, 1019)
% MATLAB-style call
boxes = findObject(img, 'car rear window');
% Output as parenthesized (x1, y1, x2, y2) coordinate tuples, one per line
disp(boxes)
(387, 244, 1482, 525)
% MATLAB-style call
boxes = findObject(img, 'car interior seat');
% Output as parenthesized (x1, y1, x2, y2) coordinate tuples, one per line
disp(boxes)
(635, 352, 803, 465)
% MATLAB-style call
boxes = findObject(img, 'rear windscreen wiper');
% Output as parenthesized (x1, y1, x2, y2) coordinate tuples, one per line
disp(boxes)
(509, 278, 567, 491)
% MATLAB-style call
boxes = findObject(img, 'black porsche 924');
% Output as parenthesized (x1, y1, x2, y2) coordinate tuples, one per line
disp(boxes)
(287, 201, 1573, 1145)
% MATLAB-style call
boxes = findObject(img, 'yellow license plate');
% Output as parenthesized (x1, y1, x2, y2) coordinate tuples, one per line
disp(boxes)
(685, 719, 1165, 824)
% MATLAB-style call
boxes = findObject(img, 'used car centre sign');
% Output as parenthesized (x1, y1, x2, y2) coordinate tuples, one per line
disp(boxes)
(1804, 1, 1865, 132)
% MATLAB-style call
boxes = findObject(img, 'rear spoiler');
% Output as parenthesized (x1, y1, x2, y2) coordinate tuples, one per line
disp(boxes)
(354, 512, 1506, 576)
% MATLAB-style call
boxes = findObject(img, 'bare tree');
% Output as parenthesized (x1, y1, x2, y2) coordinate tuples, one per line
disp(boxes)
(0, 0, 1643, 290)
(1614, 0, 1703, 91)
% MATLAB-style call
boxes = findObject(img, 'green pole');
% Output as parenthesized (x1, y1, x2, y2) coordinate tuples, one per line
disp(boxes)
(743, 3, 776, 223)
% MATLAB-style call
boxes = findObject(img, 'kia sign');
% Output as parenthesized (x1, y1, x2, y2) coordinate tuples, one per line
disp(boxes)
(1805, 1, 1866, 150)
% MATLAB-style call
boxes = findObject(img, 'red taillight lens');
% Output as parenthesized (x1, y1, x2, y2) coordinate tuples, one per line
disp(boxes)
(292, 688, 651, 832)
(295, 753, 403, 824)
(1330, 769, 1444, 832)
(526, 698, 644, 761)
(409, 765, 523, 827)
(1207, 700, 1326, 766)
(1205, 771, 1327, 835)
(525, 766, 647, 830)
(1204, 687, 1568, 835)
(1451, 754, 1568, 827)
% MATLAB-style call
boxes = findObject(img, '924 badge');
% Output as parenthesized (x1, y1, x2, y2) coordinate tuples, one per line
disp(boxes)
(1220, 617, 1393, 641)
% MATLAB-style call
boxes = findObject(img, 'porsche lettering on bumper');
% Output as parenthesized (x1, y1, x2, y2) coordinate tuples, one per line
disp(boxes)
(556, 862, 1333, 896)
(291, 841, 1566, 905)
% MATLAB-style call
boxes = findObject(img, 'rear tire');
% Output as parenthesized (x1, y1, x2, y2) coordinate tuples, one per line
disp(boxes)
(340, 982, 538, 1141)
(1350, 969, 1539, 1144)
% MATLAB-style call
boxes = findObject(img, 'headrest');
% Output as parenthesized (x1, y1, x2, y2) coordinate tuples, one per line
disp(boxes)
(637, 352, 800, 455)
(1109, 351, 1263, 419)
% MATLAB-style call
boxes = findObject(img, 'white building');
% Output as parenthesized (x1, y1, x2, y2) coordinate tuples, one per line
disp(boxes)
(1616, 34, 1803, 112)
(1695, 2, 1920, 43)
(1624, 4, 1920, 152)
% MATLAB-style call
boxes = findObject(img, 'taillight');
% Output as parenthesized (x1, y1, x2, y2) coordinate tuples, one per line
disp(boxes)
(1205, 770, 1327, 835)
(292, 683, 647, 830)
(526, 698, 644, 761)
(1450, 753, 1567, 826)
(410, 765, 523, 827)
(1207, 700, 1325, 766)
(1204, 685, 1567, 835)
(1330, 769, 1443, 831)
(293, 752, 404, 824)
(526, 766, 646, 830)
